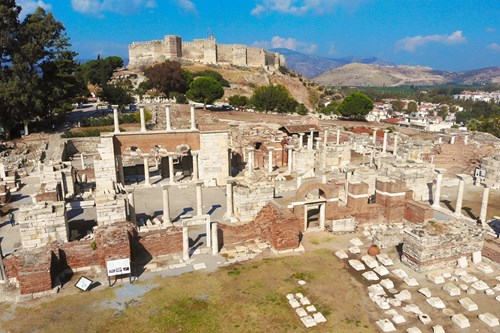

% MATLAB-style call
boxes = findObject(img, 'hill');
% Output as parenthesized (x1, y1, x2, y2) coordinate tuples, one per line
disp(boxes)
(311, 63, 500, 87)
(270, 48, 393, 78)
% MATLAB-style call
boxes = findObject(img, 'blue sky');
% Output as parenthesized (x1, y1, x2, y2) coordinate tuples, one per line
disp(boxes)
(17, 0, 500, 71)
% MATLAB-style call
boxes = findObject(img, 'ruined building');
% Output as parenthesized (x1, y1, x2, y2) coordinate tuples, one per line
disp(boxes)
(128, 35, 286, 69)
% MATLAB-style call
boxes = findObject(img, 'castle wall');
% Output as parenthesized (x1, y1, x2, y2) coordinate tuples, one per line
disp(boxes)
(129, 35, 285, 69)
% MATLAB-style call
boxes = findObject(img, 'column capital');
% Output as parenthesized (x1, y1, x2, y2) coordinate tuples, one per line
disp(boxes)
(267, 146, 275, 151)
(383, 129, 390, 133)
(456, 173, 467, 181)
(167, 152, 177, 157)
(247, 147, 255, 152)
(434, 168, 446, 174)
(191, 150, 200, 156)
(142, 153, 150, 158)
(480, 181, 492, 189)
(195, 180, 204, 187)
(226, 177, 235, 184)
(161, 184, 170, 190)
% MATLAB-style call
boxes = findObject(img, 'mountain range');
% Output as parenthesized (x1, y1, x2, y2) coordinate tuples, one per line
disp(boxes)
(271, 48, 500, 87)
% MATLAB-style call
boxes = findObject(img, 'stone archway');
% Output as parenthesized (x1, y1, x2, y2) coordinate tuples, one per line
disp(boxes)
(293, 181, 339, 231)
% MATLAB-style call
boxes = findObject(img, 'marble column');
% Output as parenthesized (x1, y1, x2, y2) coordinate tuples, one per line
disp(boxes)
(127, 190, 136, 223)
(165, 104, 172, 131)
(336, 127, 341, 145)
(196, 180, 203, 216)
(211, 222, 219, 255)
(247, 147, 254, 175)
(438, 137, 443, 144)
(372, 128, 378, 145)
(319, 203, 326, 231)
(464, 135, 468, 145)
(80, 153, 85, 169)
(455, 174, 466, 216)
(140, 107, 146, 132)
(267, 147, 274, 173)
(450, 136, 456, 144)
(182, 225, 189, 261)
(370, 148, 374, 167)
(296, 173, 303, 190)
(393, 133, 398, 156)
(143, 155, 151, 186)
(382, 130, 389, 153)
(162, 184, 170, 223)
(308, 128, 314, 149)
(287, 146, 293, 173)
(113, 107, 120, 133)
(479, 182, 490, 223)
(432, 168, 446, 208)
(205, 216, 211, 248)
(299, 133, 305, 148)
(321, 173, 327, 184)
(168, 154, 175, 184)
(226, 179, 234, 218)
(323, 130, 329, 149)
(192, 151, 199, 180)
(190, 105, 196, 130)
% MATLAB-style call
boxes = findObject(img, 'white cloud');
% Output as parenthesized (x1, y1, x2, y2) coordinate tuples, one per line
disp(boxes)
(253, 35, 318, 54)
(71, 0, 158, 16)
(488, 43, 500, 52)
(18, 0, 52, 18)
(251, 0, 362, 16)
(396, 31, 466, 52)
(176, 0, 196, 12)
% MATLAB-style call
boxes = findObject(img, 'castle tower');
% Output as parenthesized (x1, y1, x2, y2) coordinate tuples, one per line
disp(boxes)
(163, 35, 182, 59)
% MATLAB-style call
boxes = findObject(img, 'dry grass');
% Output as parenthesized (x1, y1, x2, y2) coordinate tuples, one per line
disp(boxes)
(1, 250, 377, 333)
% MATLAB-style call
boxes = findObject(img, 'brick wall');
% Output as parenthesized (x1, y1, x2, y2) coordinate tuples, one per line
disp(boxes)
(59, 240, 100, 270)
(138, 228, 183, 257)
(95, 221, 135, 266)
(219, 203, 302, 251)
(404, 200, 434, 224)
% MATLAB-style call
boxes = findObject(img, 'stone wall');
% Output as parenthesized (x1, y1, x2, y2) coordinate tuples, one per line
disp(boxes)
(18, 202, 68, 249)
(199, 131, 229, 186)
(294, 149, 315, 174)
(219, 202, 301, 251)
(128, 35, 282, 69)
(481, 154, 500, 185)
(95, 196, 127, 226)
(375, 179, 408, 223)
(402, 221, 485, 272)
(378, 160, 434, 201)
(233, 182, 274, 222)
(94, 136, 117, 193)
(138, 228, 183, 257)
(404, 200, 434, 224)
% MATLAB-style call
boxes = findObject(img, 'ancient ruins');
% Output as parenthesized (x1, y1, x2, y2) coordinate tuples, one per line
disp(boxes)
(0, 101, 499, 332)
(128, 35, 286, 69)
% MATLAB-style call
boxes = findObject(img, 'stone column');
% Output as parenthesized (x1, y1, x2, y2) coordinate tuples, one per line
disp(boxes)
(196, 180, 203, 216)
(438, 137, 443, 144)
(116, 155, 125, 185)
(140, 107, 146, 132)
(267, 147, 274, 173)
(287, 146, 293, 173)
(80, 153, 85, 169)
(321, 173, 327, 184)
(464, 135, 468, 145)
(393, 133, 398, 156)
(143, 154, 151, 186)
(192, 151, 199, 180)
(336, 127, 341, 145)
(182, 225, 189, 261)
(113, 107, 120, 133)
(226, 179, 234, 219)
(432, 168, 446, 208)
(372, 128, 378, 145)
(211, 222, 219, 255)
(319, 203, 326, 231)
(479, 182, 490, 223)
(455, 174, 466, 216)
(168, 154, 175, 184)
(127, 190, 136, 223)
(299, 133, 305, 148)
(382, 130, 389, 153)
(162, 185, 170, 223)
(247, 147, 254, 175)
(369, 148, 374, 167)
(323, 130, 329, 149)
(165, 104, 172, 131)
(0, 245, 5, 281)
(450, 136, 456, 144)
(190, 105, 196, 130)
(296, 173, 303, 190)
(308, 128, 314, 149)
(0, 163, 5, 180)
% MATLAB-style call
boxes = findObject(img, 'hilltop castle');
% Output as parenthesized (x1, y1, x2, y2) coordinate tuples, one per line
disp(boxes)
(128, 35, 286, 69)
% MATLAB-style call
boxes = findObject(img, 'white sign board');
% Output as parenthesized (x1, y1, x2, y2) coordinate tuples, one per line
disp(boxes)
(106, 258, 131, 277)
(75, 276, 93, 291)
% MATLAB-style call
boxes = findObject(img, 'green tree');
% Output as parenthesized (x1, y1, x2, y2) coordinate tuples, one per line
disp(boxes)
(99, 84, 135, 111)
(296, 103, 308, 115)
(437, 105, 448, 120)
(186, 77, 224, 109)
(391, 100, 405, 112)
(0, 6, 80, 137)
(144, 60, 187, 96)
(318, 101, 339, 115)
(336, 92, 374, 120)
(407, 101, 418, 113)
(76, 56, 124, 87)
(249, 84, 298, 113)
(194, 70, 229, 87)
(228, 94, 248, 106)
